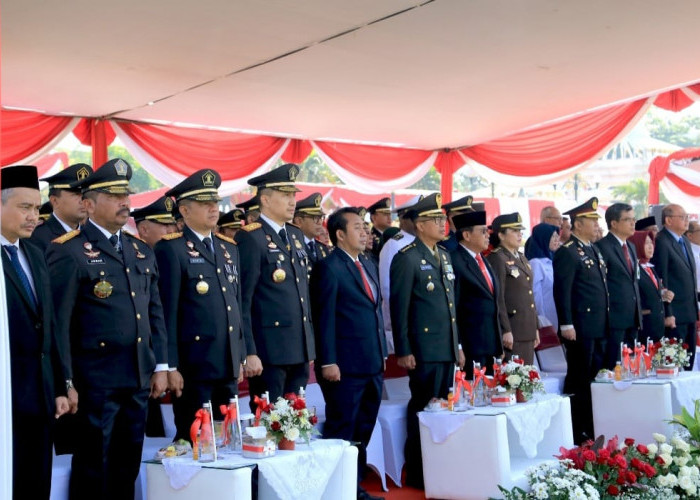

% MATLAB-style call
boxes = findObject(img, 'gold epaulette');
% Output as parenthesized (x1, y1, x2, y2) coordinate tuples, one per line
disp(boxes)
(392, 232, 404, 241)
(52, 229, 80, 244)
(161, 232, 183, 241)
(563, 240, 573, 248)
(287, 222, 301, 229)
(122, 229, 145, 243)
(242, 223, 261, 232)
(215, 232, 237, 245)
(491, 247, 501, 253)
(400, 242, 416, 253)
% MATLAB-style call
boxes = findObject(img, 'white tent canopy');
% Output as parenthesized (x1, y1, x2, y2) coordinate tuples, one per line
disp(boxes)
(3, 0, 700, 150)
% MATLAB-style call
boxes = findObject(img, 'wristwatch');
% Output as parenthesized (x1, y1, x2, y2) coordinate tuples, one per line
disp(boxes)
(65, 379, 75, 392)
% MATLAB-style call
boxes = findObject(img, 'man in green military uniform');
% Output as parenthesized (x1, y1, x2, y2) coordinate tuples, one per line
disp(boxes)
(390, 192, 464, 489)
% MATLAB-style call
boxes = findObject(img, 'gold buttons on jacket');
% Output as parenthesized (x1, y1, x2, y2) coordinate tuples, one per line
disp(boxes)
(229, 326, 233, 332)
(227, 306, 231, 311)
(99, 342, 105, 347)
(131, 291, 136, 297)
(424, 327, 429, 332)
(274, 321, 280, 327)
(137, 337, 142, 343)
(136, 313, 141, 320)
(195, 336, 200, 341)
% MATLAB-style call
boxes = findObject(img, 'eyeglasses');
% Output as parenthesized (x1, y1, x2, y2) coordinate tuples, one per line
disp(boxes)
(669, 214, 689, 221)
(420, 216, 447, 225)
(302, 215, 325, 223)
(618, 217, 636, 223)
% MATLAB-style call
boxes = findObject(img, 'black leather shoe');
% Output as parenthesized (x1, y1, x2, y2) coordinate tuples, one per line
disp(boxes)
(357, 486, 385, 500)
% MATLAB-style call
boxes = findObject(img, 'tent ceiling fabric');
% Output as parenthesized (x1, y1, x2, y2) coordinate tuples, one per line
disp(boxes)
(4, 0, 700, 150)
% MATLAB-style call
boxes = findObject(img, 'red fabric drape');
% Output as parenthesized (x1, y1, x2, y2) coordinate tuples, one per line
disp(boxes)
(435, 150, 466, 203)
(314, 141, 433, 181)
(460, 99, 648, 176)
(73, 119, 116, 167)
(648, 147, 700, 203)
(654, 89, 695, 112)
(115, 121, 287, 179)
(281, 139, 313, 164)
(0, 109, 74, 166)
(36, 152, 69, 177)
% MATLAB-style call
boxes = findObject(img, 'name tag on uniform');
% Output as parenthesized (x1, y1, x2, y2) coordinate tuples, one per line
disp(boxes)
(420, 264, 433, 271)
(86, 258, 105, 265)
(189, 257, 205, 264)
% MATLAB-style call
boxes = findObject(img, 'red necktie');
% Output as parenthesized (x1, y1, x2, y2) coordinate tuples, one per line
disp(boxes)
(475, 253, 494, 293)
(622, 243, 633, 273)
(644, 266, 659, 289)
(355, 260, 375, 302)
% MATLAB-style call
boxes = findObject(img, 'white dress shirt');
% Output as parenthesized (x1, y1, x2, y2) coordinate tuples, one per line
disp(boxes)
(0, 235, 37, 297)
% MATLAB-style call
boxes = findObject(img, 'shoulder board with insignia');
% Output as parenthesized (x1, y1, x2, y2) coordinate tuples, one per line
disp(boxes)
(392, 233, 405, 241)
(563, 241, 573, 248)
(287, 222, 301, 229)
(215, 233, 237, 245)
(492, 247, 501, 253)
(242, 223, 261, 232)
(161, 232, 183, 241)
(52, 229, 80, 244)
(399, 242, 416, 253)
(122, 230, 145, 243)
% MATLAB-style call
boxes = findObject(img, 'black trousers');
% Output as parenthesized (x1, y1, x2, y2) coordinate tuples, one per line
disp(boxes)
(563, 336, 606, 444)
(69, 386, 149, 500)
(605, 327, 639, 370)
(669, 322, 697, 371)
(13, 413, 53, 500)
(404, 361, 453, 489)
(318, 371, 383, 486)
(247, 362, 309, 412)
(173, 379, 239, 442)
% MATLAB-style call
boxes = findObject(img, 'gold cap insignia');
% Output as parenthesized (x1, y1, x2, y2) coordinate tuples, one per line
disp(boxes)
(114, 159, 128, 176)
(314, 194, 321, 207)
(202, 170, 216, 187)
(164, 197, 174, 211)
(591, 199, 598, 210)
(517, 214, 522, 222)
(289, 166, 299, 181)
(77, 167, 90, 180)
(436, 193, 442, 209)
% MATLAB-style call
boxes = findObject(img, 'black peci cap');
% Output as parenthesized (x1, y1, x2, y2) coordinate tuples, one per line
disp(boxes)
(1, 165, 40, 190)
(635, 216, 657, 231)
(453, 210, 487, 231)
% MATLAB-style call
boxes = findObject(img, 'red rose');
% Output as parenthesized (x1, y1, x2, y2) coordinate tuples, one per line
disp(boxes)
(624, 438, 635, 447)
(292, 398, 306, 410)
(598, 448, 610, 460)
(271, 421, 281, 431)
(644, 464, 656, 478)
(603, 472, 610, 480)
(626, 471, 637, 483)
(636, 444, 649, 455)
(616, 474, 626, 485)
(655, 456, 666, 465)
(607, 485, 620, 496)
(284, 392, 297, 401)
(631, 458, 642, 469)
(614, 454, 628, 469)
(683, 343, 689, 349)
(583, 450, 596, 461)
(654, 341, 661, 348)
(529, 370, 539, 380)
(310, 415, 318, 425)
(670, 338, 677, 345)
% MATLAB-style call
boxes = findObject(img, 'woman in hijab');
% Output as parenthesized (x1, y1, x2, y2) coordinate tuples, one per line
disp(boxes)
(525, 223, 561, 331)
(629, 230, 674, 342)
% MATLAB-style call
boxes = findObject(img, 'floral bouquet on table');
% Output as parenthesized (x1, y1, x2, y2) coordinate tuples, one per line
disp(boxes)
(497, 460, 601, 500)
(497, 360, 545, 401)
(652, 337, 691, 369)
(259, 393, 319, 445)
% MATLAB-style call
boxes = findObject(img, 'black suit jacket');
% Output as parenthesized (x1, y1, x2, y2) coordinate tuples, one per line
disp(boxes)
(553, 234, 609, 339)
(235, 219, 315, 365)
(595, 233, 642, 331)
(652, 228, 699, 325)
(390, 240, 459, 363)
(4, 240, 65, 418)
(154, 226, 245, 381)
(29, 214, 70, 252)
(451, 245, 503, 360)
(46, 221, 168, 389)
(310, 249, 386, 375)
(638, 265, 666, 341)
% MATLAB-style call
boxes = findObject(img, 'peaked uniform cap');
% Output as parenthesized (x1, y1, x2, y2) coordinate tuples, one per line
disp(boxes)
(218, 208, 245, 228)
(76, 158, 133, 194)
(131, 196, 177, 224)
(295, 192, 324, 215)
(442, 195, 474, 214)
(165, 169, 222, 202)
(408, 192, 444, 218)
(393, 194, 424, 217)
(492, 212, 525, 231)
(564, 197, 600, 219)
(41, 163, 93, 190)
(367, 197, 391, 214)
(247, 163, 301, 192)
(236, 195, 260, 212)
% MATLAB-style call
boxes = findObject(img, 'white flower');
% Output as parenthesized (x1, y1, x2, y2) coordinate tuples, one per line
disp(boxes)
(654, 433, 667, 443)
(660, 453, 673, 466)
(674, 455, 689, 467)
(284, 427, 299, 441)
(660, 443, 673, 454)
(675, 439, 690, 453)
(531, 482, 547, 499)
(647, 443, 659, 455)
(507, 374, 522, 387)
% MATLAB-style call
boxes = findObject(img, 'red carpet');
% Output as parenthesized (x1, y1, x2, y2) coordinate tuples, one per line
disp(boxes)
(361, 469, 426, 500)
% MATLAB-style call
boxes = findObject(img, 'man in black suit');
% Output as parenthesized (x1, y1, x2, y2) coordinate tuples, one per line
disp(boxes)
(367, 197, 392, 258)
(553, 197, 609, 443)
(292, 192, 330, 274)
(390, 193, 463, 489)
(596, 202, 642, 368)
(439, 195, 474, 253)
(155, 169, 249, 441)
(652, 204, 699, 369)
(310, 207, 386, 500)
(47, 159, 168, 500)
(1, 165, 70, 500)
(450, 209, 503, 370)
(30, 163, 92, 251)
(236, 163, 315, 407)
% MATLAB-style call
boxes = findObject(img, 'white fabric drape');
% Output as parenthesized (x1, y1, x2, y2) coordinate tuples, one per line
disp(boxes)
(112, 122, 289, 195)
(312, 141, 437, 194)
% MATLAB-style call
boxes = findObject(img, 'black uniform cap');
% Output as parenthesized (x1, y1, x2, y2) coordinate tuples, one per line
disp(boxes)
(442, 195, 474, 215)
(40, 163, 92, 191)
(248, 163, 301, 193)
(131, 196, 177, 224)
(406, 192, 444, 219)
(39, 201, 53, 220)
(76, 159, 133, 194)
(295, 192, 324, 216)
(236, 195, 260, 212)
(563, 197, 600, 219)
(367, 197, 391, 214)
(165, 169, 222, 202)
(491, 212, 525, 232)
(218, 208, 245, 228)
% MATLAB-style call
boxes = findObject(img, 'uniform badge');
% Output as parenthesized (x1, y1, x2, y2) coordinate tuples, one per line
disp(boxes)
(272, 268, 286, 283)
(93, 279, 113, 299)
(186, 241, 200, 257)
(421, 259, 426, 265)
(83, 242, 100, 258)
(510, 267, 520, 278)
(265, 235, 272, 241)
(295, 239, 303, 250)
(133, 242, 146, 259)
(268, 241, 278, 249)
(196, 275, 209, 295)
(426, 282, 435, 292)
(278, 254, 285, 262)
(446, 272, 455, 281)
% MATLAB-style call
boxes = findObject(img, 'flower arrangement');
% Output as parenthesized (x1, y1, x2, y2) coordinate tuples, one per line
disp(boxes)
(498, 433, 700, 499)
(258, 393, 319, 444)
(652, 337, 690, 369)
(497, 361, 545, 400)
